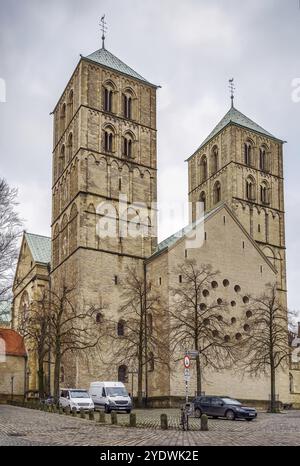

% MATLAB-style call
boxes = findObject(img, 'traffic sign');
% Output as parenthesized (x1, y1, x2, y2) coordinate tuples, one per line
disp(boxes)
(184, 368, 190, 376)
(184, 355, 190, 368)
(184, 374, 191, 382)
(185, 350, 199, 359)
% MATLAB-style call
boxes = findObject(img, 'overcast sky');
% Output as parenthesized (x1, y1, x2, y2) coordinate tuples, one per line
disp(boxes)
(0, 0, 299, 310)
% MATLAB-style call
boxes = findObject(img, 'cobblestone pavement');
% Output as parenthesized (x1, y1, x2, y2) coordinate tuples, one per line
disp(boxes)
(0, 405, 300, 446)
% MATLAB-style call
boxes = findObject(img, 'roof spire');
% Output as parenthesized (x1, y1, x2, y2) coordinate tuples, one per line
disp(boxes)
(100, 14, 108, 49)
(228, 78, 235, 108)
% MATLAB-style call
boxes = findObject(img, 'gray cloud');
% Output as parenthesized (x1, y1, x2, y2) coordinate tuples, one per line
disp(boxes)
(0, 0, 299, 309)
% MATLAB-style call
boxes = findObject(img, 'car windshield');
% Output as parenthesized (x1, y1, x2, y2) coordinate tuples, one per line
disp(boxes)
(70, 390, 90, 399)
(106, 387, 128, 397)
(221, 398, 242, 406)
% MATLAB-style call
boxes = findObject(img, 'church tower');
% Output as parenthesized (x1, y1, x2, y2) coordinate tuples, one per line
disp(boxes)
(50, 35, 158, 385)
(187, 99, 287, 300)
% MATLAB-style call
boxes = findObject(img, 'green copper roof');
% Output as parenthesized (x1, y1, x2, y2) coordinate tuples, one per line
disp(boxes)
(25, 233, 51, 265)
(84, 47, 156, 86)
(189, 106, 283, 158)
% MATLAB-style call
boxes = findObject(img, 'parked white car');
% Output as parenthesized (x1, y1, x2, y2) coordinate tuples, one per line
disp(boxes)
(59, 388, 94, 412)
(89, 381, 132, 413)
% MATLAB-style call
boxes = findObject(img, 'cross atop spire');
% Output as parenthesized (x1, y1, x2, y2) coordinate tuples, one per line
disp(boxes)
(228, 78, 235, 108)
(100, 14, 108, 49)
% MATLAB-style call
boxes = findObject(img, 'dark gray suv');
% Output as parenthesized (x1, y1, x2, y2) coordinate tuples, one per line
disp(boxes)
(193, 396, 257, 421)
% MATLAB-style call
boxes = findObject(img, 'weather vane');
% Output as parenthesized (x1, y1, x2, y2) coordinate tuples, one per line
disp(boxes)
(100, 14, 108, 49)
(228, 78, 235, 108)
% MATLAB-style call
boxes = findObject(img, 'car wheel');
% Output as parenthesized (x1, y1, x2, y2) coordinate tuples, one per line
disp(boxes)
(225, 410, 235, 420)
(194, 408, 202, 418)
(105, 405, 111, 414)
(246, 418, 253, 422)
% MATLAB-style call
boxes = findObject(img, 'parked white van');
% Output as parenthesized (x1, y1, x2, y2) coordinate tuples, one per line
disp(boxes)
(89, 381, 132, 413)
(59, 388, 94, 412)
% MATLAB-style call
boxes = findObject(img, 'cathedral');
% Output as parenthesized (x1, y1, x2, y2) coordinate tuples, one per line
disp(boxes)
(11, 34, 299, 407)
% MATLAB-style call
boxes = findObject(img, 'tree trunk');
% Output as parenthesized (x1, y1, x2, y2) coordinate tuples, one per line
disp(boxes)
(137, 303, 144, 408)
(195, 354, 202, 396)
(53, 348, 61, 405)
(270, 362, 276, 413)
(37, 356, 45, 399)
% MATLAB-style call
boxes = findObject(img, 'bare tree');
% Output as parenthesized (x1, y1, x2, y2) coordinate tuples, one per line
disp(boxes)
(18, 290, 50, 398)
(170, 260, 238, 395)
(0, 178, 22, 318)
(107, 266, 169, 407)
(47, 279, 105, 403)
(240, 283, 290, 413)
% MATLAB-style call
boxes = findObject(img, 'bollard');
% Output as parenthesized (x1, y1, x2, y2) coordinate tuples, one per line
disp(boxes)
(65, 406, 71, 415)
(129, 413, 136, 428)
(89, 410, 95, 421)
(98, 411, 106, 423)
(59, 406, 63, 414)
(80, 408, 86, 419)
(71, 408, 77, 417)
(201, 414, 209, 431)
(160, 413, 168, 430)
(111, 412, 118, 425)
(52, 405, 57, 413)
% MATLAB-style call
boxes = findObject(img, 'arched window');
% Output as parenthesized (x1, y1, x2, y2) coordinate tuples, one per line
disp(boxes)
(148, 352, 154, 372)
(118, 365, 128, 383)
(259, 146, 268, 171)
(20, 291, 30, 320)
(123, 134, 133, 157)
(123, 94, 132, 119)
(103, 127, 114, 152)
(96, 312, 103, 324)
(213, 181, 221, 204)
(59, 145, 65, 174)
(60, 103, 66, 133)
(200, 156, 208, 182)
(117, 319, 125, 336)
(147, 313, 153, 335)
(199, 191, 206, 211)
(244, 141, 252, 166)
(246, 177, 256, 201)
(260, 182, 269, 204)
(211, 146, 218, 174)
(68, 90, 73, 120)
(67, 133, 73, 161)
(103, 87, 113, 113)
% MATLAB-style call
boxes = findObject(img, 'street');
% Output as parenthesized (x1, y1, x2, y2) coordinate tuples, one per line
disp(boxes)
(0, 405, 300, 446)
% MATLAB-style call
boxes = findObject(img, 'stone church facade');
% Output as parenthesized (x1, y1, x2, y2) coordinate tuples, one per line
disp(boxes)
(12, 39, 299, 406)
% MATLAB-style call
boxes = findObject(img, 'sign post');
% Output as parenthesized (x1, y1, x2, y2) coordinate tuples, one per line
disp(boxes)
(184, 355, 190, 403)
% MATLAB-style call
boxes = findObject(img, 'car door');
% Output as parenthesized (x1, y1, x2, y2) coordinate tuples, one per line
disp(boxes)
(199, 397, 212, 415)
(210, 397, 224, 416)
